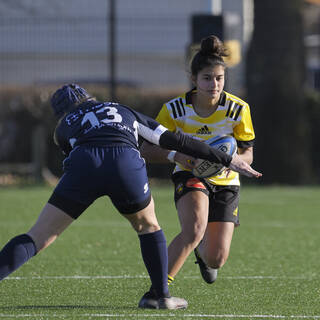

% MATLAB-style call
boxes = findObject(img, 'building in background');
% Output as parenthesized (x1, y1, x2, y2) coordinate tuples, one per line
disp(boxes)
(0, 0, 253, 93)
(0, 0, 318, 92)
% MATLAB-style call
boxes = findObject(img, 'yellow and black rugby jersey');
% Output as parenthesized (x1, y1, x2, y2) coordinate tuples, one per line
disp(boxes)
(156, 89, 255, 186)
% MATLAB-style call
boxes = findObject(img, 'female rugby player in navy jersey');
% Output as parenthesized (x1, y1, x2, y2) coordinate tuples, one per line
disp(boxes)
(0, 84, 261, 309)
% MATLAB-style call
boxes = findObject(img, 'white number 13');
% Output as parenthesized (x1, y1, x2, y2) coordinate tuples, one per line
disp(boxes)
(81, 106, 122, 128)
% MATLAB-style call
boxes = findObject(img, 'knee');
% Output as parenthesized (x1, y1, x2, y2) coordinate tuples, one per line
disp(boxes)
(206, 252, 228, 269)
(184, 233, 203, 247)
(126, 198, 161, 234)
(181, 225, 206, 247)
(132, 221, 160, 234)
(128, 215, 160, 234)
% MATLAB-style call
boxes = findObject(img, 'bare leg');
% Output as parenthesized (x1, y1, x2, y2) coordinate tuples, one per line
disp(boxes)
(0, 202, 74, 281)
(27, 203, 74, 252)
(167, 191, 209, 277)
(122, 197, 160, 234)
(198, 221, 235, 268)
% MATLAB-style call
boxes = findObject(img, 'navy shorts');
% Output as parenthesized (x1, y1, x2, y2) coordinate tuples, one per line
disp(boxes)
(48, 145, 151, 219)
(172, 171, 240, 225)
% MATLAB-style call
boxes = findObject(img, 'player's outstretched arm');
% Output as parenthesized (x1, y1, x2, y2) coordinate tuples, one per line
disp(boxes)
(142, 128, 262, 178)
(158, 131, 232, 166)
(228, 153, 262, 178)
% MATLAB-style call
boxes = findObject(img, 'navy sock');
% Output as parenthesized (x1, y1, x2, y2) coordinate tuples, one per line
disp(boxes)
(138, 229, 170, 298)
(0, 234, 37, 281)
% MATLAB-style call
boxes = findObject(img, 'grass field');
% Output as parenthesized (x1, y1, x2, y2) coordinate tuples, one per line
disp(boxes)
(0, 183, 320, 319)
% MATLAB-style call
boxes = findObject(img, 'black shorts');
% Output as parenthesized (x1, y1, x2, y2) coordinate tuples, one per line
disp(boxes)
(48, 145, 151, 219)
(172, 171, 240, 225)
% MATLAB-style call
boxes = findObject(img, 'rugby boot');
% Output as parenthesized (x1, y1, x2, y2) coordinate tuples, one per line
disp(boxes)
(138, 291, 188, 309)
(194, 247, 218, 284)
(138, 291, 159, 309)
(158, 296, 188, 309)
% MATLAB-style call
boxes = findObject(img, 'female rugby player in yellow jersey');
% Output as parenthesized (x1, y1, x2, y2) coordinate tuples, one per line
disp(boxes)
(141, 35, 256, 285)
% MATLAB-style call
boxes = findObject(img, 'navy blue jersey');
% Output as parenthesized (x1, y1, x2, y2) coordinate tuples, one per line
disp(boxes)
(54, 100, 232, 166)
(54, 101, 168, 155)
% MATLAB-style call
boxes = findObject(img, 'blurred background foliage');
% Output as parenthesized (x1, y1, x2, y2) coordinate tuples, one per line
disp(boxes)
(0, 85, 180, 179)
(0, 84, 319, 184)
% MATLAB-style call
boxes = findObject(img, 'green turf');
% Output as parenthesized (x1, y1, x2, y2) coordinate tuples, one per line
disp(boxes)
(0, 184, 320, 319)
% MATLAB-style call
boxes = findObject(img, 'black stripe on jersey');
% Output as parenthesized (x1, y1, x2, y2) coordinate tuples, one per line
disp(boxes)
(178, 98, 186, 116)
(175, 99, 184, 117)
(226, 101, 234, 117)
(170, 102, 178, 118)
(233, 105, 243, 121)
(170, 99, 185, 119)
(229, 103, 238, 119)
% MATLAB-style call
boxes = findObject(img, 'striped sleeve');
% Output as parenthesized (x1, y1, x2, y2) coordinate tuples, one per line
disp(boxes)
(155, 103, 177, 132)
(233, 103, 255, 146)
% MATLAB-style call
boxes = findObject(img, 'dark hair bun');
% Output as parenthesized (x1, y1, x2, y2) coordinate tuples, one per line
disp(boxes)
(200, 35, 228, 57)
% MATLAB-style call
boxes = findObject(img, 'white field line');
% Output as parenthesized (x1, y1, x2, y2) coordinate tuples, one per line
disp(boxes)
(87, 315, 320, 319)
(5, 275, 149, 280)
(0, 313, 320, 319)
(4, 275, 316, 280)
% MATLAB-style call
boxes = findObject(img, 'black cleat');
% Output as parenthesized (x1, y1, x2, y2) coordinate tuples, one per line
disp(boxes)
(138, 291, 159, 309)
(138, 291, 188, 310)
(194, 247, 218, 284)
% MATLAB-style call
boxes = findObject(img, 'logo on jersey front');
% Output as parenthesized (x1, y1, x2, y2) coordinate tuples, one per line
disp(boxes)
(196, 125, 212, 135)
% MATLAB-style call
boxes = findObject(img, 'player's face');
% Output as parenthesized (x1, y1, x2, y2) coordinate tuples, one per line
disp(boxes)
(193, 65, 225, 100)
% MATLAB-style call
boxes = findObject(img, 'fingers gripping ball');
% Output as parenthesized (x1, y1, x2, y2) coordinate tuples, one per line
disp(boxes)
(192, 135, 237, 178)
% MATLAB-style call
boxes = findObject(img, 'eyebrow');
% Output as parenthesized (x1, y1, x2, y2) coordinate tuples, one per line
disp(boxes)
(202, 73, 224, 77)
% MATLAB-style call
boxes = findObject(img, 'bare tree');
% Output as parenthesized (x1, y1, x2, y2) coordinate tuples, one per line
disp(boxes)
(246, 0, 312, 184)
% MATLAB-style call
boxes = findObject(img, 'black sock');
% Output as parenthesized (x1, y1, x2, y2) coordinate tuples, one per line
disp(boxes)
(0, 234, 37, 281)
(138, 229, 170, 298)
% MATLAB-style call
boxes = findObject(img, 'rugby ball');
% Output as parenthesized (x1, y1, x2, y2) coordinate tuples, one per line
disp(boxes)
(192, 135, 237, 178)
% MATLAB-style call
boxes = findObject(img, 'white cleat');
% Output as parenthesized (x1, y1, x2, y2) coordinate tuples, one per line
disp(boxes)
(138, 292, 188, 310)
(159, 296, 188, 309)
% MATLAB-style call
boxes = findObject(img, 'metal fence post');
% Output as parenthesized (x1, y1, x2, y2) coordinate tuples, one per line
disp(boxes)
(32, 125, 46, 183)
